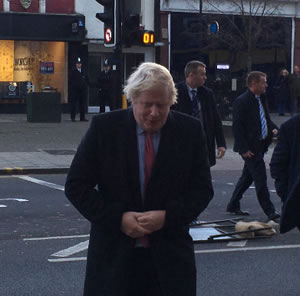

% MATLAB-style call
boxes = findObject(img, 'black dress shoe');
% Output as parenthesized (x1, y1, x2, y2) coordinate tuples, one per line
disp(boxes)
(80, 118, 88, 122)
(268, 212, 280, 221)
(227, 209, 250, 216)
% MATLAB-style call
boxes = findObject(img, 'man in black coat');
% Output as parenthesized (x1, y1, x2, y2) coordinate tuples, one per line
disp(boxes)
(98, 58, 113, 113)
(226, 71, 280, 220)
(65, 62, 213, 296)
(173, 60, 226, 167)
(270, 114, 300, 233)
(69, 60, 88, 122)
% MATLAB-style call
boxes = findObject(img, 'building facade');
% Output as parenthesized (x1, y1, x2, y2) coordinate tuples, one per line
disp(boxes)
(0, 0, 85, 113)
(0, 0, 158, 113)
(158, 0, 300, 114)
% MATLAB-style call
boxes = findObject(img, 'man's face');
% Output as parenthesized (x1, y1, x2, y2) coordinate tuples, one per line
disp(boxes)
(104, 65, 110, 72)
(191, 66, 207, 87)
(294, 66, 300, 74)
(252, 76, 268, 95)
(132, 88, 172, 133)
(76, 62, 82, 70)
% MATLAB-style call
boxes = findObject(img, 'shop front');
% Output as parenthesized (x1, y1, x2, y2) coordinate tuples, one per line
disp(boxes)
(0, 12, 85, 113)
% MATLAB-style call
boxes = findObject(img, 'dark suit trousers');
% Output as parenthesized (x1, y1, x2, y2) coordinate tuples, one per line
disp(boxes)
(70, 93, 86, 120)
(227, 153, 275, 217)
(127, 248, 163, 296)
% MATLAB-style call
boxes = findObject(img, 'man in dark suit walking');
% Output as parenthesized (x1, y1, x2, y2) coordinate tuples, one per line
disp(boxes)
(173, 60, 226, 167)
(226, 71, 280, 220)
(270, 114, 300, 233)
(65, 62, 213, 296)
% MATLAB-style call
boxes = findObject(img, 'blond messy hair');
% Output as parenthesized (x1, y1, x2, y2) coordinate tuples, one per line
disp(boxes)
(124, 62, 177, 104)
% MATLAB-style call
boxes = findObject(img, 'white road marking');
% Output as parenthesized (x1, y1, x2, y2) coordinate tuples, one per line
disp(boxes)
(0, 198, 28, 202)
(51, 240, 89, 257)
(0, 205, 7, 208)
(226, 182, 234, 185)
(18, 176, 64, 191)
(227, 240, 247, 247)
(48, 244, 300, 263)
(195, 244, 300, 254)
(23, 234, 89, 241)
(48, 257, 87, 263)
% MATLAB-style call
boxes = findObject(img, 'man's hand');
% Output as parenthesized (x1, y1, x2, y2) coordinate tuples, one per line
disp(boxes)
(216, 147, 226, 159)
(120, 212, 151, 239)
(137, 210, 166, 233)
(242, 150, 254, 158)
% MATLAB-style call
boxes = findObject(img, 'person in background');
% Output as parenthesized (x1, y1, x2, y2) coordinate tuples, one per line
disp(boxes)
(226, 71, 280, 221)
(65, 62, 213, 296)
(289, 65, 300, 115)
(274, 68, 289, 116)
(270, 114, 300, 233)
(98, 58, 113, 113)
(174, 60, 226, 167)
(69, 58, 88, 122)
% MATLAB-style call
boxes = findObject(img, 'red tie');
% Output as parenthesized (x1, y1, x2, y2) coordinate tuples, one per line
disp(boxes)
(140, 132, 156, 248)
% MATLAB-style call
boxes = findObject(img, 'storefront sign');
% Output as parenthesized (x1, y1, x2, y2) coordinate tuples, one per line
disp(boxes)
(40, 62, 54, 74)
(8, 83, 17, 96)
(20, 0, 32, 9)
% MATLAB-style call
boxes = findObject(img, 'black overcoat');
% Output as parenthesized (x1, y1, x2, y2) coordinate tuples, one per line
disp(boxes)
(232, 89, 277, 155)
(270, 114, 300, 233)
(65, 109, 213, 296)
(174, 82, 226, 166)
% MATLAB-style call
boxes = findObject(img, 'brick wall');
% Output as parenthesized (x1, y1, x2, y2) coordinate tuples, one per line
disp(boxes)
(46, 0, 74, 14)
(10, 0, 39, 12)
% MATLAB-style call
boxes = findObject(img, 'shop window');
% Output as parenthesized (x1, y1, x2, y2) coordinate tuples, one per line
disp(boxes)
(0, 40, 66, 102)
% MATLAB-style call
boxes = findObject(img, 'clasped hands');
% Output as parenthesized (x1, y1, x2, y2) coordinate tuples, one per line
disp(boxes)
(121, 210, 166, 239)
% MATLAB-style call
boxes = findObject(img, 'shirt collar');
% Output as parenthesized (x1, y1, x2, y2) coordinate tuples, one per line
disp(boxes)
(136, 124, 160, 136)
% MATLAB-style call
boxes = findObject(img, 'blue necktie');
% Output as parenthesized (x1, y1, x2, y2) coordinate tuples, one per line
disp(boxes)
(191, 90, 200, 118)
(256, 96, 268, 139)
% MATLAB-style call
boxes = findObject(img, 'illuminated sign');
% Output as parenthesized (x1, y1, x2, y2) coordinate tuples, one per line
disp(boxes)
(216, 64, 230, 70)
(142, 31, 155, 46)
(40, 61, 54, 74)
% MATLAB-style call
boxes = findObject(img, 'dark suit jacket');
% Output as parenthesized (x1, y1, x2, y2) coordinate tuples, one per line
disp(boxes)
(270, 114, 300, 233)
(65, 109, 213, 296)
(173, 81, 226, 166)
(232, 89, 277, 155)
(69, 68, 88, 101)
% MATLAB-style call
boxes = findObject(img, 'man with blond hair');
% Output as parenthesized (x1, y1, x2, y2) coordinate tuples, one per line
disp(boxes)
(65, 62, 213, 296)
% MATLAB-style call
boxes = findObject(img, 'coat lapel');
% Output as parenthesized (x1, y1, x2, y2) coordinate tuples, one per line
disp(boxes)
(125, 109, 143, 209)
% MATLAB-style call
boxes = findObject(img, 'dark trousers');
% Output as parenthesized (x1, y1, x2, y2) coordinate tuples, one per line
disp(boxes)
(227, 153, 275, 217)
(99, 92, 112, 113)
(127, 248, 163, 296)
(70, 94, 86, 120)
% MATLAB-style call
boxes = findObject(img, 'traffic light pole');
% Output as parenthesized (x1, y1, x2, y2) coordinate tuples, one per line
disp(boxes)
(112, 0, 123, 110)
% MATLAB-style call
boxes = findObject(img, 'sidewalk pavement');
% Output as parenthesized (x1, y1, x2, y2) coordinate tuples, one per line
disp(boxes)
(0, 112, 292, 175)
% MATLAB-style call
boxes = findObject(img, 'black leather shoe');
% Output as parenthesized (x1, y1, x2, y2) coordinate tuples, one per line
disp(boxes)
(80, 118, 88, 122)
(268, 212, 280, 221)
(227, 209, 250, 216)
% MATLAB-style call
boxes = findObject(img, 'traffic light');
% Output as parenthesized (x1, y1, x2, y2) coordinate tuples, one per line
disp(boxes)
(122, 14, 155, 47)
(122, 14, 140, 47)
(96, 0, 118, 47)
